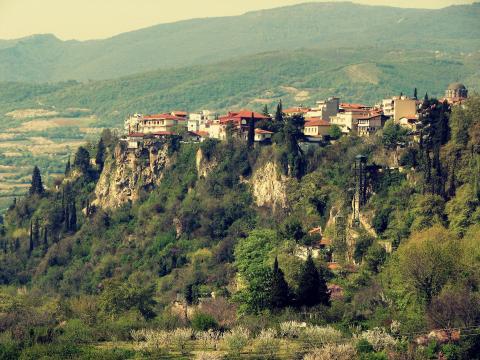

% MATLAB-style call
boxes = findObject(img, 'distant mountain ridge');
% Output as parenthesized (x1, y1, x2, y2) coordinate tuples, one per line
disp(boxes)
(1, 1, 480, 82)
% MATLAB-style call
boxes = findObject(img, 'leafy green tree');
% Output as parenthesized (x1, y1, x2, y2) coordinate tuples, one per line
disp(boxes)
(397, 226, 457, 303)
(328, 124, 342, 140)
(99, 280, 157, 319)
(29, 166, 44, 196)
(296, 254, 330, 307)
(364, 244, 387, 273)
(270, 257, 290, 309)
(279, 218, 305, 242)
(382, 120, 408, 150)
(191, 312, 218, 331)
(235, 229, 277, 313)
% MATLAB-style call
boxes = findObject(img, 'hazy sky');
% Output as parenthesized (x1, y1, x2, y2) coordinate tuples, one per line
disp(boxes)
(0, 0, 476, 40)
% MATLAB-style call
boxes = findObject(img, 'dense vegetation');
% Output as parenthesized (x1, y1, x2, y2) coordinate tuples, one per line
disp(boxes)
(0, 95, 478, 358)
(1, 2, 479, 82)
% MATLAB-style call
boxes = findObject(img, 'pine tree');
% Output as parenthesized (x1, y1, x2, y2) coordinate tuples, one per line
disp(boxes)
(270, 257, 290, 309)
(96, 137, 106, 171)
(29, 166, 44, 196)
(296, 254, 330, 307)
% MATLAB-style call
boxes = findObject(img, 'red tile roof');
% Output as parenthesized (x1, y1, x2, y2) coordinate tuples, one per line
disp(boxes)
(305, 119, 330, 127)
(284, 107, 310, 114)
(172, 111, 188, 117)
(128, 132, 144, 137)
(152, 131, 174, 136)
(255, 129, 273, 134)
(191, 131, 209, 137)
(144, 113, 185, 121)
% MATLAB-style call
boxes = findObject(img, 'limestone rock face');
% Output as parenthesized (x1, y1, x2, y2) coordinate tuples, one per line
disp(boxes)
(195, 148, 217, 178)
(94, 143, 170, 209)
(249, 161, 288, 212)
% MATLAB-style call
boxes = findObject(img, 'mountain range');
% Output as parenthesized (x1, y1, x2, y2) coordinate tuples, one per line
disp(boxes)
(2, 1, 480, 83)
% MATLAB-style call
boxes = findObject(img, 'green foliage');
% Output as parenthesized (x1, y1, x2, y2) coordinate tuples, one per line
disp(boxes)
(74, 147, 91, 174)
(99, 280, 157, 319)
(190, 312, 218, 331)
(296, 254, 330, 307)
(29, 166, 44, 196)
(381, 120, 408, 150)
(328, 124, 343, 140)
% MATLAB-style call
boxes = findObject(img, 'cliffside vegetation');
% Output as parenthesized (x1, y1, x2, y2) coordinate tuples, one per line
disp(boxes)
(0, 96, 479, 359)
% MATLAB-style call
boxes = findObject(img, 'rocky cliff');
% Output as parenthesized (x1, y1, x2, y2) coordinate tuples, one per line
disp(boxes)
(94, 142, 171, 209)
(249, 161, 288, 212)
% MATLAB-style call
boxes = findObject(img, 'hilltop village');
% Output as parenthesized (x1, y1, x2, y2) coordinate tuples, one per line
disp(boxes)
(123, 83, 468, 149)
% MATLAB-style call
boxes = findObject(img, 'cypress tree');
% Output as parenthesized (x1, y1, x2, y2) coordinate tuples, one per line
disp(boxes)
(96, 137, 106, 171)
(275, 100, 283, 123)
(296, 254, 330, 307)
(74, 146, 91, 174)
(65, 156, 71, 176)
(270, 257, 290, 309)
(43, 226, 48, 249)
(29, 166, 44, 196)
(247, 112, 255, 148)
(32, 218, 40, 246)
(69, 199, 77, 232)
(28, 221, 34, 256)
(262, 104, 269, 117)
(414, 87, 418, 100)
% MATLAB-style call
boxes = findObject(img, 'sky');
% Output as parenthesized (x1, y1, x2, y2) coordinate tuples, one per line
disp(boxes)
(0, 0, 476, 41)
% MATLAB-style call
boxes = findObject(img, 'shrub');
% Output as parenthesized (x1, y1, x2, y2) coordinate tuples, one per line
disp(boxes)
(196, 330, 223, 351)
(130, 329, 169, 354)
(191, 312, 218, 331)
(58, 319, 93, 344)
(279, 321, 307, 338)
(195, 352, 223, 360)
(170, 328, 193, 355)
(223, 326, 251, 357)
(299, 325, 343, 349)
(356, 339, 374, 354)
(252, 328, 280, 359)
(356, 328, 397, 352)
(303, 343, 357, 360)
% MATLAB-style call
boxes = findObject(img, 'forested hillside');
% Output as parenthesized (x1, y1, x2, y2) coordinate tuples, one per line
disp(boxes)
(1, 2, 479, 82)
(0, 96, 478, 359)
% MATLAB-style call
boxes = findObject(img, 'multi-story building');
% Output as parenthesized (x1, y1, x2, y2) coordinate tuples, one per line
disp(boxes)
(306, 97, 339, 120)
(381, 96, 417, 123)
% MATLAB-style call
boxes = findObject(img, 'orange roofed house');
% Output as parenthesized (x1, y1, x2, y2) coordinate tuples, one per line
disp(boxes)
(211, 110, 271, 140)
(303, 117, 331, 139)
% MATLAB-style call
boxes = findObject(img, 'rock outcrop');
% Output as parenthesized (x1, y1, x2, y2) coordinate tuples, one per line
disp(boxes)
(94, 142, 171, 209)
(249, 161, 288, 212)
